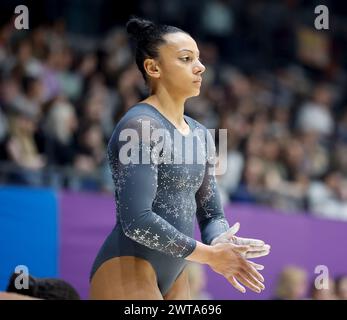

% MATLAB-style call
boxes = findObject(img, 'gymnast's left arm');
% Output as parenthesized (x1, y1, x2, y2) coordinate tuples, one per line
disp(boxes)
(195, 129, 230, 245)
(195, 130, 271, 261)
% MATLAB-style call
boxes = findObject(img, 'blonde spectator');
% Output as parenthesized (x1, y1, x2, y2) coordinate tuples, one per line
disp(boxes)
(274, 266, 308, 300)
(6, 110, 44, 166)
(4, 110, 45, 185)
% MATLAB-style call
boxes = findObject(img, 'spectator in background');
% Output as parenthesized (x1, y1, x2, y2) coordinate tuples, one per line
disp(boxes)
(335, 275, 347, 300)
(102, 28, 132, 79)
(273, 266, 308, 300)
(276, 137, 310, 210)
(40, 98, 78, 166)
(4, 109, 45, 185)
(217, 112, 245, 205)
(56, 46, 82, 102)
(16, 38, 43, 77)
(296, 84, 335, 138)
(5, 272, 80, 300)
(310, 277, 338, 300)
(307, 169, 347, 221)
(30, 26, 49, 61)
(75, 122, 106, 172)
(40, 45, 63, 102)
(200, 0, 235, 61)
(299, 131, 330, 179)
(71, 122, 107, 191)
(20, 75, 45, 119)
(0, 106, 8, 142)
(231, 156, 267, 204)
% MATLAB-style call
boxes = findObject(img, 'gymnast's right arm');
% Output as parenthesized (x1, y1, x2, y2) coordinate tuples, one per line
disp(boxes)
(109, 116, 197, 259)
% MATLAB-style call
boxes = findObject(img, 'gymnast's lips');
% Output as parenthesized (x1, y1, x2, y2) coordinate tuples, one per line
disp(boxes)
(193, 78, 202, 84)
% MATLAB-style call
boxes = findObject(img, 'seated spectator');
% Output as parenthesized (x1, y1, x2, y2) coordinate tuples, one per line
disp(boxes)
(231, 156, 268, 204)
(296, 83, 335, 137)
(335, 275, 347, 300)
(3, 109, 45, 185)
(75, 122, 106, 172)
(273, 266, 308, 300)
(5, 272, 80, 300)
(310, 277, 338, 300)
(40, 98, 78, 166)
(308, 170, 347, 221)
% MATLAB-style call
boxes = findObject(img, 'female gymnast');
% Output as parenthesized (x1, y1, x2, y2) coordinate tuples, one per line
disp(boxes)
(89, 17, 270, 300)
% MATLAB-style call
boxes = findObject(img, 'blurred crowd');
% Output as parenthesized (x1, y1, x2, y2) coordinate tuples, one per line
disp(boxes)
(0, 0, 347, 220)
(273, 265, 347, 300)
(188, 263, 347, 300)
(187, 263, 347, 300)
(0, 271, 80, 300)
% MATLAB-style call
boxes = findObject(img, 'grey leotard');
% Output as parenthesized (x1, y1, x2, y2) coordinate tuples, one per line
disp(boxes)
(90, 103, 229, 295)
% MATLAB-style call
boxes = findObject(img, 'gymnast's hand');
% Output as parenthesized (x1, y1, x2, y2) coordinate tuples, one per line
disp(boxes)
(210, 222, 271, 259)
(207, 242, 265, 294)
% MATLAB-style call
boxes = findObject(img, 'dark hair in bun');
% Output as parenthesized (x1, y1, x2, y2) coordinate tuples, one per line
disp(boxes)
(126, 17, 156, 37)
(126, 16, 188, 82)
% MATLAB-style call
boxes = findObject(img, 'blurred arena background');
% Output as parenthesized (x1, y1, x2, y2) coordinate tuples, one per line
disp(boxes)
(0, 0, 347, 300)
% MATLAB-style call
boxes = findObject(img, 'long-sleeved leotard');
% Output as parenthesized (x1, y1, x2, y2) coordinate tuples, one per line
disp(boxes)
(90, 103, 229, 295)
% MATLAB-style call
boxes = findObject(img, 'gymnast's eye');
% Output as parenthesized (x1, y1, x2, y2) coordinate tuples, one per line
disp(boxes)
(180, 56, 192, 62)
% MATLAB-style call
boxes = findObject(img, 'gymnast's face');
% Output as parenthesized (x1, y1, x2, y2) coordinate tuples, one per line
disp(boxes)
(145, 32, 206, 98)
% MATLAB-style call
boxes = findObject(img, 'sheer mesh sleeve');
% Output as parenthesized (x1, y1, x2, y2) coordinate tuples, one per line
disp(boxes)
(195, 128, 230, 245)
(108, 115, 197, 258)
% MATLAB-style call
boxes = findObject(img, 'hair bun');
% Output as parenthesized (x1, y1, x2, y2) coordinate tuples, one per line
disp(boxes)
(126, 17, 155, 39)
